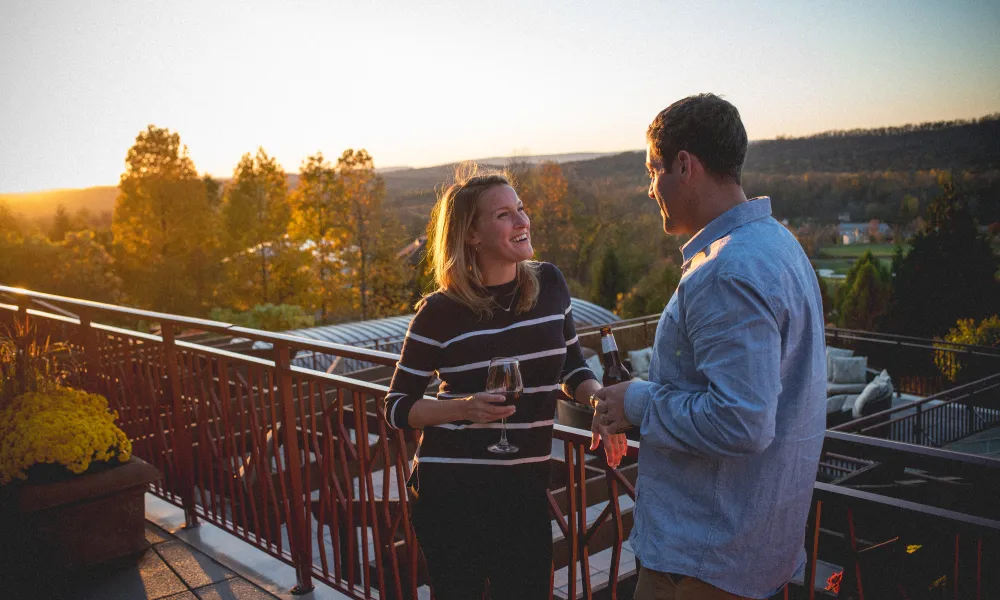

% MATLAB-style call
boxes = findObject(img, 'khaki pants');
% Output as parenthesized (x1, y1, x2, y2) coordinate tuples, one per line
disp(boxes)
(633, 567, 753, 600)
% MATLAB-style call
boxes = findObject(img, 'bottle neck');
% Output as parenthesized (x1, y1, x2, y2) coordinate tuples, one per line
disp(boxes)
(600, 335, 619, 354)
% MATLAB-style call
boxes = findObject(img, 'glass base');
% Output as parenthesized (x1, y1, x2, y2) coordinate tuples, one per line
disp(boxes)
(487, 441, 520, 454)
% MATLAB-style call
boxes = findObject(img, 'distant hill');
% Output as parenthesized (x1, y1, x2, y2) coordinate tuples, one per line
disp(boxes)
(3, 116, 997, 224)
(0, 151, 612, 223)
(0, 186, 118, 221)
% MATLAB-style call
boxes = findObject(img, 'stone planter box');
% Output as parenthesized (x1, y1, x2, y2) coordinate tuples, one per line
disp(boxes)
(0, 456, 161, 572)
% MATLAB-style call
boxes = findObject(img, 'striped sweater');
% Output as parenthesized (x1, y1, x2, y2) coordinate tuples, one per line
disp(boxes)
(384, 262, 596, 488)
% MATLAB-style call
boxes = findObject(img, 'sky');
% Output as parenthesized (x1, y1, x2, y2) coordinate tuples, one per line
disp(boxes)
(1, 0, 999, 194)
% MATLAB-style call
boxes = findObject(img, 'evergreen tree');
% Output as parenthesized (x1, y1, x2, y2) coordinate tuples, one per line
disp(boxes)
(591, 246, 625, 311)
(834, 250, 892, 330)
(884, 173, 1000, 337)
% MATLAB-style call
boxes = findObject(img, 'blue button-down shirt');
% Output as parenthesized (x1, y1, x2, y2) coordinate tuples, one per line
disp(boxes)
(623, 197, 827, 598)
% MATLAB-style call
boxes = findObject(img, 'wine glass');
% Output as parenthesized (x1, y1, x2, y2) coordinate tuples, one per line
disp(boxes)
(486, 357, 522, 454)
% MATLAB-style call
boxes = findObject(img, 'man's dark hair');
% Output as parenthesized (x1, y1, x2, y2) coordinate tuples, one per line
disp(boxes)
(647, 94, 748, 184)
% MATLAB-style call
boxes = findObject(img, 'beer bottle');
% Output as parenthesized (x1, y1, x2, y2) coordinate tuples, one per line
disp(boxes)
(599, 326, 631, 385)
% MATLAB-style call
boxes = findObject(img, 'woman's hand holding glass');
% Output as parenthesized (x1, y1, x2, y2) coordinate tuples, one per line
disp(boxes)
(463, 392, 516, 423)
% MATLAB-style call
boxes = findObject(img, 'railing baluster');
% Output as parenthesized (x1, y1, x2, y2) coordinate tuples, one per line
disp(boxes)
(275, 341, 314, 594)
(162, 322, 199, 528)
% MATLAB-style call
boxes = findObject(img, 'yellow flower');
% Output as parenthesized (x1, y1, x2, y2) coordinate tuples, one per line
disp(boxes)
(0, 387, 132, 484)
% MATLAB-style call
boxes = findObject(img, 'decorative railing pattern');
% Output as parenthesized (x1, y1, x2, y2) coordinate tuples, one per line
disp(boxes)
(832, 373, 1000, 448)
(3, 286, 1000, 599)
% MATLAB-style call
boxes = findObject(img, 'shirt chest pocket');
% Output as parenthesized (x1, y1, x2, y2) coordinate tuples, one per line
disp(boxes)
(650, 294, 687, 381)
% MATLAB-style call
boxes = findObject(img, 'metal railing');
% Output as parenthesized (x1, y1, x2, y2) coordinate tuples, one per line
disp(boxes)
(579, 317, 1000, 398)
(4, 286, 1000, 599)
(831, 373, 1000, 447)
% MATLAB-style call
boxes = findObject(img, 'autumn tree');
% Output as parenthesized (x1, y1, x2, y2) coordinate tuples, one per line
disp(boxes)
(934, 315, 1000, 384)
(288, 152, 347, 321)
(112, 125, 221, 315)
(48, 231, 122, 303)
(288, 150, 412, 322)
(515, 162, 580, 273)
(49, 204, 74, 242)
(617, 259, 681, 318)
(220, 148, 293, 307)
(336, 149, 410, 320)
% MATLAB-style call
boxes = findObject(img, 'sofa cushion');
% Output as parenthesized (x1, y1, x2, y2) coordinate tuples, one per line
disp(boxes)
(826, 394, 856, 414)
(827, 382, 870, 396)
(628, 347, 653, 380)
(853, 369, 893, 418)
(830, 356, 868, 384)
(826, 347, 855, 380)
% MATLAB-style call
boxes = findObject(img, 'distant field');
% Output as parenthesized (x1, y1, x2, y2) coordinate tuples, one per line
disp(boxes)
(812, 257, 893, 275)
(817, 244, 904, 258)
(812, 243, 904, 277)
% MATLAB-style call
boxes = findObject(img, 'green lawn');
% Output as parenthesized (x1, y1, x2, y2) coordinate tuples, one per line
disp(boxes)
(817, 243, 906, 259)
(812, 257, 893, 275)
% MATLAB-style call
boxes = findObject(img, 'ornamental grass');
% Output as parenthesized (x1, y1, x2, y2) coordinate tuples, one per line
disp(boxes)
(0, 321, 131, 485)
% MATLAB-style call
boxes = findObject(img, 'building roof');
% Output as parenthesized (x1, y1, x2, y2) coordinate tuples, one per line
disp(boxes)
(284, 297, 620, 374)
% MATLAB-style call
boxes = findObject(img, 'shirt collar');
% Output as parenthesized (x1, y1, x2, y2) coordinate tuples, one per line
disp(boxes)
(681, 197, 772, 268)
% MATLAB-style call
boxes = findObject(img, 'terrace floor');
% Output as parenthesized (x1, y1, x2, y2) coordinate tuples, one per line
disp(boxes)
(6, 496, 353, 600)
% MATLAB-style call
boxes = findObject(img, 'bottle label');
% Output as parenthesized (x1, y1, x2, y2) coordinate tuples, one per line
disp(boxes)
(601, 335, 618, 353)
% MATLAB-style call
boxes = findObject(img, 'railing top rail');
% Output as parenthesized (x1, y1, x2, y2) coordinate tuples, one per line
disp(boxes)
(831, 372, 1000, 432)
(813, 481, 1000, 537)
(823, 430, 1000, 476)
(0, 285, 233, 329)
(0, 284, 400, 366)
(826, 326, 1000, 355)
(577, 314, 658, 335)
(577, 316, 1000, 356)
(553, 423, 641, 458)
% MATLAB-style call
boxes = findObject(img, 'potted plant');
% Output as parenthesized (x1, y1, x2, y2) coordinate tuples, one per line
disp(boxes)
(0, 322, 160, 573)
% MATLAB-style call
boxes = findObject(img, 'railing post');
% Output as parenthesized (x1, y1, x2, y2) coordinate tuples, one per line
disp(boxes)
(274, 341, 314, 595)
(914, 404, 924, 445)
(162, 322, 200, 529)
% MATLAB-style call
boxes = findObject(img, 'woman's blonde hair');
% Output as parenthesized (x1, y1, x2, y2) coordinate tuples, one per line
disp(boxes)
(421, 163, 540, 318)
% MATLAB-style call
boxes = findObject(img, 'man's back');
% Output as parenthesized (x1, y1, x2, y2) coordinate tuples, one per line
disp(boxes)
(623, 197, 826, 598)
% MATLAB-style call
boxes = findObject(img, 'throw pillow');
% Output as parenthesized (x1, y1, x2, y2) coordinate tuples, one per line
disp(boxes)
(852, 370, 893, 418)
(831, 356, 867, 384)
(826, 347, 855, 380)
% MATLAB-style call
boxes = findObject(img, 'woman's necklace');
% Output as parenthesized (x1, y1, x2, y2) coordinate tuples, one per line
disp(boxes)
(491, 281, 520, 312)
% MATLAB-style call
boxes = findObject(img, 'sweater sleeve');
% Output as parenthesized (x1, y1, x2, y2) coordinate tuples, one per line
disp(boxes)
(551, 265, 597, 396)
(383, 299, 442, 430)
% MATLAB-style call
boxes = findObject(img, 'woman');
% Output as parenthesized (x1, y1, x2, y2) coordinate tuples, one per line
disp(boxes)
(383, 165, 627, 599)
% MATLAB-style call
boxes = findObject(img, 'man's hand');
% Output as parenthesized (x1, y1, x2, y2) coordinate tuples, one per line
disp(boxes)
(589, 381, 633, 468)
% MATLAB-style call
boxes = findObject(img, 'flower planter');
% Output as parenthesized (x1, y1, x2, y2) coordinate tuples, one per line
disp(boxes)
(0, 456, 160, 572)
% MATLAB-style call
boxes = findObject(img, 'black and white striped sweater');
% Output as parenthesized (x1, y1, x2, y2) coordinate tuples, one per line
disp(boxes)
(383, 262, 596, 488)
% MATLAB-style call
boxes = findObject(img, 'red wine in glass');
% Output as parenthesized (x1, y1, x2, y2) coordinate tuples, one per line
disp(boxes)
(486, 357, 522, 454)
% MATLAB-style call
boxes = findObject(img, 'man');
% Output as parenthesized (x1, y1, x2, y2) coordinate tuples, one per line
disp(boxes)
(591, 94, 826, 599)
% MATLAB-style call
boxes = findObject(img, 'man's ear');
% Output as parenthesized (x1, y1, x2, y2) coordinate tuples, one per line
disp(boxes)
(677, 151, 692, 180)
(676, 150, 699, 183)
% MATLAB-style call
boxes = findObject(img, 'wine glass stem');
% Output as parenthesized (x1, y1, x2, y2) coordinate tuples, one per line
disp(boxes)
(500, 418, 508, 445)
